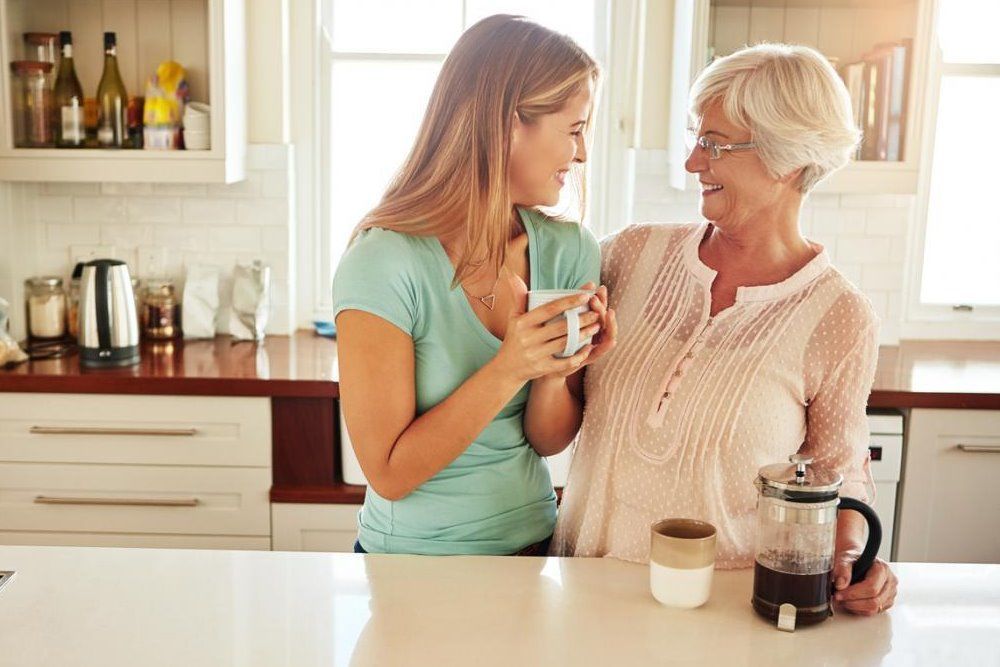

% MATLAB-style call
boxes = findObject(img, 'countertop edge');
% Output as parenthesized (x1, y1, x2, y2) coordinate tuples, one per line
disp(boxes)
(0, 375, 339, 398)
(2, 379, 996, 408)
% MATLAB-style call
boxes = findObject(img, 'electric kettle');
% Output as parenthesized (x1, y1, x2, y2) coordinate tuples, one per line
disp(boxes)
(78, 259, 140, 368)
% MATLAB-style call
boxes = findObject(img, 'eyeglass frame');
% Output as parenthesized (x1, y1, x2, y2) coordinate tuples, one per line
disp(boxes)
(685, 128, 757, 160)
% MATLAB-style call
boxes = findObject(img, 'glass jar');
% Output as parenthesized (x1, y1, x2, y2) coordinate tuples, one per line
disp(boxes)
(24, 277, 67, 340)
(141, 279, 181, 339)
(10, 61, 54, 147)
(23, 33, 57, 66)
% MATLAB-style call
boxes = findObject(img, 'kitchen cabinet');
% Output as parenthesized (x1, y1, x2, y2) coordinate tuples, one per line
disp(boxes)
(0, 0, 246, 183)
(659, 0, 933, 194)
(0, 393, 272, 549)
(895, 409, 1000, 563)
(271, 503, 361, 553)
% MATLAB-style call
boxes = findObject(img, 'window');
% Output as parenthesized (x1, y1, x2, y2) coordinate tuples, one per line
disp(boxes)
(915, 1, 1000, 314)
(315, 1, 603, 316)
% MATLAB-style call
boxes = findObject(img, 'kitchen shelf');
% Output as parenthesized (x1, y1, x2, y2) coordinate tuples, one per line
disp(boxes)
(665, 0, 932, 195)
(0, 0, 246, 183)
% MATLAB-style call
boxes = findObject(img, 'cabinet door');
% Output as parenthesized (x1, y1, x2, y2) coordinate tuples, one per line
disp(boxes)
(895, 410, 1000, 563)
(271, 503, 361, 553)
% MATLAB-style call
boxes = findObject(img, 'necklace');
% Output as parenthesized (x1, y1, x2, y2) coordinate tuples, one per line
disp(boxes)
(464, 265, 505, 311)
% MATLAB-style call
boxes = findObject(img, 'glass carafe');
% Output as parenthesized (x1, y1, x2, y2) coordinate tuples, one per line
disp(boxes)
(751, 454, 881, 631)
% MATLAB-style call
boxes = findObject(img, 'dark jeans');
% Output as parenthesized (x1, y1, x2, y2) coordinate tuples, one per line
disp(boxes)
(353, 535, 552, 556)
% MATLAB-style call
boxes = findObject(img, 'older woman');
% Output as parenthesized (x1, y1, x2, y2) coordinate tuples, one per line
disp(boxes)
(553, 43, 897, 615)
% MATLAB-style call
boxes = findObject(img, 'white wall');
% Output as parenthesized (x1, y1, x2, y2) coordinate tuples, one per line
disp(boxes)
(632, 150, 910, 345)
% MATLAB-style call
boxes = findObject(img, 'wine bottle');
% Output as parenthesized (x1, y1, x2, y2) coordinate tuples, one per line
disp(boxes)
(53, 31, 85, 148)
(96, 31, 128, 148)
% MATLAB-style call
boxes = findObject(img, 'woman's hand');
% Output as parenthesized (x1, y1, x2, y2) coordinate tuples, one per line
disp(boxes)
(579, 281, 618, 367)
(492, 282, 600, 384)
(832, 551, 898, 616)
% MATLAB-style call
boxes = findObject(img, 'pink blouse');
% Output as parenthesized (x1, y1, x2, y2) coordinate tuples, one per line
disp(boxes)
(552, 222, 879, 567)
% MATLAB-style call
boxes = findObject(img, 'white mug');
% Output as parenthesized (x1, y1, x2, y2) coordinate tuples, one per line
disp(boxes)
(526, 289, 596, 359)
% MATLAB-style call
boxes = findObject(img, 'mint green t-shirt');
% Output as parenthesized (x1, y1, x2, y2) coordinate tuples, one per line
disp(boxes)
(332, 207, 601, 555)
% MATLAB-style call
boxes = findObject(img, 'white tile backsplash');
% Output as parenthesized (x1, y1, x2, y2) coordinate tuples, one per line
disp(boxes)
(631, 150, 911, 344)
(0, 145, 294, 339)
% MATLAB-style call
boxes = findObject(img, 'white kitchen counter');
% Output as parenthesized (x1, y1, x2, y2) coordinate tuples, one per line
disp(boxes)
(0, 546, 997, 666)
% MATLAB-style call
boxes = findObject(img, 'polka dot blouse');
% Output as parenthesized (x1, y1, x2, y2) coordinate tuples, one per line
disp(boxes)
(552, 222, 879, 568)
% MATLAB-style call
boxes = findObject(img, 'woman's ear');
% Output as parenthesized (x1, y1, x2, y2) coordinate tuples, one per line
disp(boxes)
(779, 166, 805, 189)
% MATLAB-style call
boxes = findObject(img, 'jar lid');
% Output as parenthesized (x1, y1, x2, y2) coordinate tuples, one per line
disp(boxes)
(10, 60, 53, 74)
(25, 276, 63, 288)
(145, 278, 175, 296)
(757, 454, 843, 501)
(23, 32, 58, 45)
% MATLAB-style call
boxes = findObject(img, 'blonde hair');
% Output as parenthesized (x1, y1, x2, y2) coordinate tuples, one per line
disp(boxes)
(689, 43, 859, 193)
(353, 14, 599, 285)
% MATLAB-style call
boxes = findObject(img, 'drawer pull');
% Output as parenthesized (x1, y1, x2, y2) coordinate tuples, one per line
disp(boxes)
(957, 444, 1000, 454)
(30, 426, 198, 437)
(34, 495, 200, 507)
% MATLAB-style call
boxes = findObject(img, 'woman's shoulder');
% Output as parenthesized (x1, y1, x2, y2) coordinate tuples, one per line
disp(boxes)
(339, 227, 428, 271)
(601, 221, 703, 255)
(814, 267, 881, 337)
(522, 208, 597, 246)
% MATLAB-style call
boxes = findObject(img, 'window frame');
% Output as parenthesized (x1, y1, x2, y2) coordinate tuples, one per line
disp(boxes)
(298, 1, 627, 324)
(903, 7, 1000, 339)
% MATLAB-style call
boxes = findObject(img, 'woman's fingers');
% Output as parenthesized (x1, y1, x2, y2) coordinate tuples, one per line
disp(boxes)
(835, 560, 896, 615)
(522, 292, 590, 326)
(535, 312, 600, 343)
(835, 561, 887, 602)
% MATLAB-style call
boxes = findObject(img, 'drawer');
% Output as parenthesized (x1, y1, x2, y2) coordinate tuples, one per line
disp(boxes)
(896, 409, 1000, 563)
(0, 393, 270, 467)
(0, 531, 271, 551)
(0, 463, 271, 536)
(271, 503, 360, 552)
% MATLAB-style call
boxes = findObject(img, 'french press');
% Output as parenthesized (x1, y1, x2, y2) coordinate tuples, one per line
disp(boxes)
(751, 454, 882, 631)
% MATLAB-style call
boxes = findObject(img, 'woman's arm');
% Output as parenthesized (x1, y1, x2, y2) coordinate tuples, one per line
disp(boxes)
(800, 298, 896, 614)
(338, 292, 596, 501)
(524, 285, 617, 456)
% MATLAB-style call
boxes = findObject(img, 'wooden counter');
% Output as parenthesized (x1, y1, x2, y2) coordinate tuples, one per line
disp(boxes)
(0, 332, 339, 398)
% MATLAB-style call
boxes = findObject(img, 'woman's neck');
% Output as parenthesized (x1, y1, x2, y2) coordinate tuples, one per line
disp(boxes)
(701, 205, 816, 280)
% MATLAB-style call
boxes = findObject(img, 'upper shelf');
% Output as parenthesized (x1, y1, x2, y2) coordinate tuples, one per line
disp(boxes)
(0, 0, 246, 183)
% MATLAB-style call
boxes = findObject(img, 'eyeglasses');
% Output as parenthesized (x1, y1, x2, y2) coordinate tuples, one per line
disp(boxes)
(685, 128, 757, 160)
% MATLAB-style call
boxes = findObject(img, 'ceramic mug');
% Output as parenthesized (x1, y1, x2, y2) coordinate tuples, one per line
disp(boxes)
(649, 518, 717, 609)
(526, 289, 596, 358)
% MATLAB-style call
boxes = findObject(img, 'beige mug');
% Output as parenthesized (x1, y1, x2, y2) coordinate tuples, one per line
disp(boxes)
(649, 518, 717, 609)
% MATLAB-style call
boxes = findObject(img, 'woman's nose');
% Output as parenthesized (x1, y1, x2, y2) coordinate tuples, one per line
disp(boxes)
(685, 144, 707, 174)
(574, 134, 588, 164)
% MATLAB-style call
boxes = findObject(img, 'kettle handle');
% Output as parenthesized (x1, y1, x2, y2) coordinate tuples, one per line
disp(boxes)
(838, 497, 882, 585)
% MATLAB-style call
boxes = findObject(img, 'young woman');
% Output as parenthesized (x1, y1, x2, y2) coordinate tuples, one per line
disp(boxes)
(333, 15, 618, 556)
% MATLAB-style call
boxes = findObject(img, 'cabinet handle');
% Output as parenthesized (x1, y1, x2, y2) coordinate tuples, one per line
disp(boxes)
(957, 444, 1000, 454)
(30, 426, 198, 437)
(34, 496, 200, 507)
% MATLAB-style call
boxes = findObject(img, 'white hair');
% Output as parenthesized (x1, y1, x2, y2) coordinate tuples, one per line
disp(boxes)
(689, 43, 860, 193)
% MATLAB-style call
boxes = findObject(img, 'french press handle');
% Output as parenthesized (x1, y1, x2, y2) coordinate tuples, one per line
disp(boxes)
(838, 497, 882, 585)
